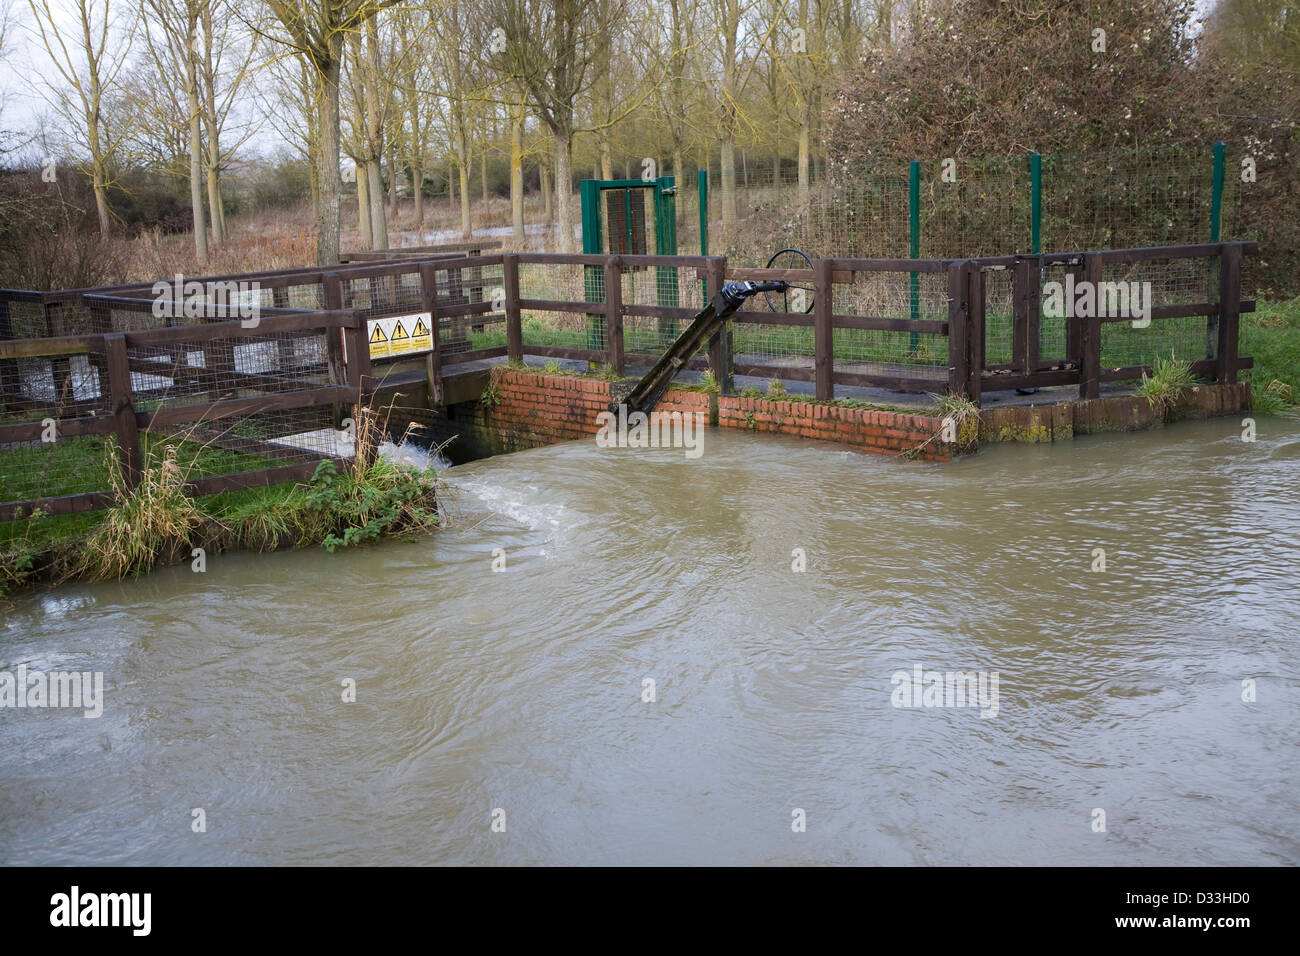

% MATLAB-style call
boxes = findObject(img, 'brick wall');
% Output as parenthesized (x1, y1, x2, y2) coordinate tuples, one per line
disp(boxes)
(717, 394, 951, 461)
(452, 371, 951, 461)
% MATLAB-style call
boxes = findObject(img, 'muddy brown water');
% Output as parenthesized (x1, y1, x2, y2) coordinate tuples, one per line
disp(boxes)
(1, 418, 1297, 865)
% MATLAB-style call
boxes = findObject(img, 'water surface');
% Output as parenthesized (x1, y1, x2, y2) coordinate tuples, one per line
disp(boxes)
(2, 418, 1297, 865)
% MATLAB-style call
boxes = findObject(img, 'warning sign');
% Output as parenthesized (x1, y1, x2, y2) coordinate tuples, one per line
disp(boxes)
(412, 317, 433, 352)
(390, 320, 411, 354)
(368, 322, 390, 358)
(367, 311, 433, 361)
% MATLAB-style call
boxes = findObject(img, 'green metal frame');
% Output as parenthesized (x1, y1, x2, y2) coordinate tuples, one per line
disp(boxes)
(581, 177, 679, 353)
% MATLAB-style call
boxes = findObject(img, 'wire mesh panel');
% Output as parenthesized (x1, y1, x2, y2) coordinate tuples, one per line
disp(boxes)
(0, 433, 118, 507)
(1037, 259, 1076, 364)
(831, 271, 949, 383)
(0, 342, 116, 506)
(922, 158, 1031, 258)
(981, 267, 1016, 367)
(2, 297, 51, 339)
(1042, 146, 1215, 253)
(620, 262, 703, 357)
(732, 302, 816, 379)
(1097, 254, 1219, 371)
(126, 326, 334, 417)
(516, 260, 601, 352)
(147, 403, 346, 483)
(431, 258, 506, 354)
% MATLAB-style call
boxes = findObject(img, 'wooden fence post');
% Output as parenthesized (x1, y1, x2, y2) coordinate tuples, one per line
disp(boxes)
(966, 264, 985, 403)
(813, 257, 833, 401)
(605, 255, 624, 374)
(706, 257, 731, 393)
(103, 332, 142, 490)
(1079, 253, 1102, 399)
(947, 260, 970, 398)
(1065, 258, 1084, 366)
(322, 273, 347, 426)
(1217, 243, 1242, 384)
(0, 294, 18, 406)
(503, 253, 522, 364)
(418, 262, 444, 406)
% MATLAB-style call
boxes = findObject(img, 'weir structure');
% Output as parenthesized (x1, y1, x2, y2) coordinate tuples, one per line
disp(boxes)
(0, 240, 1259, 519)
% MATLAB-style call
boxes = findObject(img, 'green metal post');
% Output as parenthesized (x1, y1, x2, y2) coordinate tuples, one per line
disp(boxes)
(1030, 152, 1042, 254)
(1210, 141, 1225, 243)
(656, 176, 679, 338)
(909, 159, 920, 352)
(580, 179, 604, 353)
(698, 168, 709, 256)
(1207, 141, 1226, 360)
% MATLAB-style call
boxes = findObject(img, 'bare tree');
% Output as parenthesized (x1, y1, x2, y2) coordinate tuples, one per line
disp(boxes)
(262, 0, 402, 265)
(27, 0, 137, 235)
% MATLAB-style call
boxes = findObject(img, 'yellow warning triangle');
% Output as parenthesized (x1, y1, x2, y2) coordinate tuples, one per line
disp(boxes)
(369, 324, 388, 343)
(413, 317, 430, 336)
(391, 320, 410, 340)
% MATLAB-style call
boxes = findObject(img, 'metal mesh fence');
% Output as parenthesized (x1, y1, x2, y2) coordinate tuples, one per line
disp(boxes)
(0, 433, 118, 507)
(126, 327, 333, 415)
(1096, 255, 1219, 371)
(620, 263, 704, 357)
(830, 271, 949, 381)
(517, 261, 600, 352)
(709, 145, 1237, 271)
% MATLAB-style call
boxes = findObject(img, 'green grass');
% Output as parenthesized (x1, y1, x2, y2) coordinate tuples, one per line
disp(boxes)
(1, 407, 441, 590)
(0, 433, 279, 505)
(1241, 298, 1300, 410)
(1136, 352, 1198, 411)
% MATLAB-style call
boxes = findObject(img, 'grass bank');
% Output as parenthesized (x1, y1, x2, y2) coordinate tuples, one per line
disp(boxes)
(1, 420, 439, 596)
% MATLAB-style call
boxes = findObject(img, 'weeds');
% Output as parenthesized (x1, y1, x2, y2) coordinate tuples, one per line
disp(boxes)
(1251, 379, 1296, 417)
(72, 444, 207, 581)
(1137, 352, 1197, 411)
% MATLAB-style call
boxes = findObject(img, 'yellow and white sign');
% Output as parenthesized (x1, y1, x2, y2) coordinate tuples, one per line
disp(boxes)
(367, 312, 434, 361)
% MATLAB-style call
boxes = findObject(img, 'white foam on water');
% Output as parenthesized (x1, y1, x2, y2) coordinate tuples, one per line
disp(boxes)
(441, 475, 575, 550)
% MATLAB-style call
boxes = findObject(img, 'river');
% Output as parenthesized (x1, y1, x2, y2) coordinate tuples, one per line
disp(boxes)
(1, 418, 1297, 865)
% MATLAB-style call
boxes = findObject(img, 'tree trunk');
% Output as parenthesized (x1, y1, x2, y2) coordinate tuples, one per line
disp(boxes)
(413, 162, 424, 226)
(510, 104, 525, 245)
(458, 161, 471, 238)
(554, 130, 574, 254)
(363, 13, 387, 249)
(188, 64, 208, 265)
(673, 146, 684, 229)
(720, 137, 737, 234)
(357, 161, 373, 249)
(541, 160, 553, 224)
(201, 2, 224, 244)
(367, 160, 387, 249)
(314, 48, 343, 266)
(798, 116, 811, 199)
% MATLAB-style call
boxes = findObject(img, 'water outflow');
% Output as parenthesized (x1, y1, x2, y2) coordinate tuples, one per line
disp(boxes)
(1, 420, 1297, 865)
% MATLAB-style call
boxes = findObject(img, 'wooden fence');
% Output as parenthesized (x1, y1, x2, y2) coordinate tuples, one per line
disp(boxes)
(0, 240, 1258, 519)
(0, 302, 367, 521)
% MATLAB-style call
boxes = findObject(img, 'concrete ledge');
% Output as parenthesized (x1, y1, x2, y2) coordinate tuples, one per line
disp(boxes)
(979, 382, 1251, 443)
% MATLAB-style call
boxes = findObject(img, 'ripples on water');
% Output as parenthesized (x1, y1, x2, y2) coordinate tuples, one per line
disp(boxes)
(1, 418, 1297, 865)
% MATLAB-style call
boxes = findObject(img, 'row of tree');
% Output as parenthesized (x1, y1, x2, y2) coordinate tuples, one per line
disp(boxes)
(5, 0, 900, 265)
(3, 1, 1294, 278)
